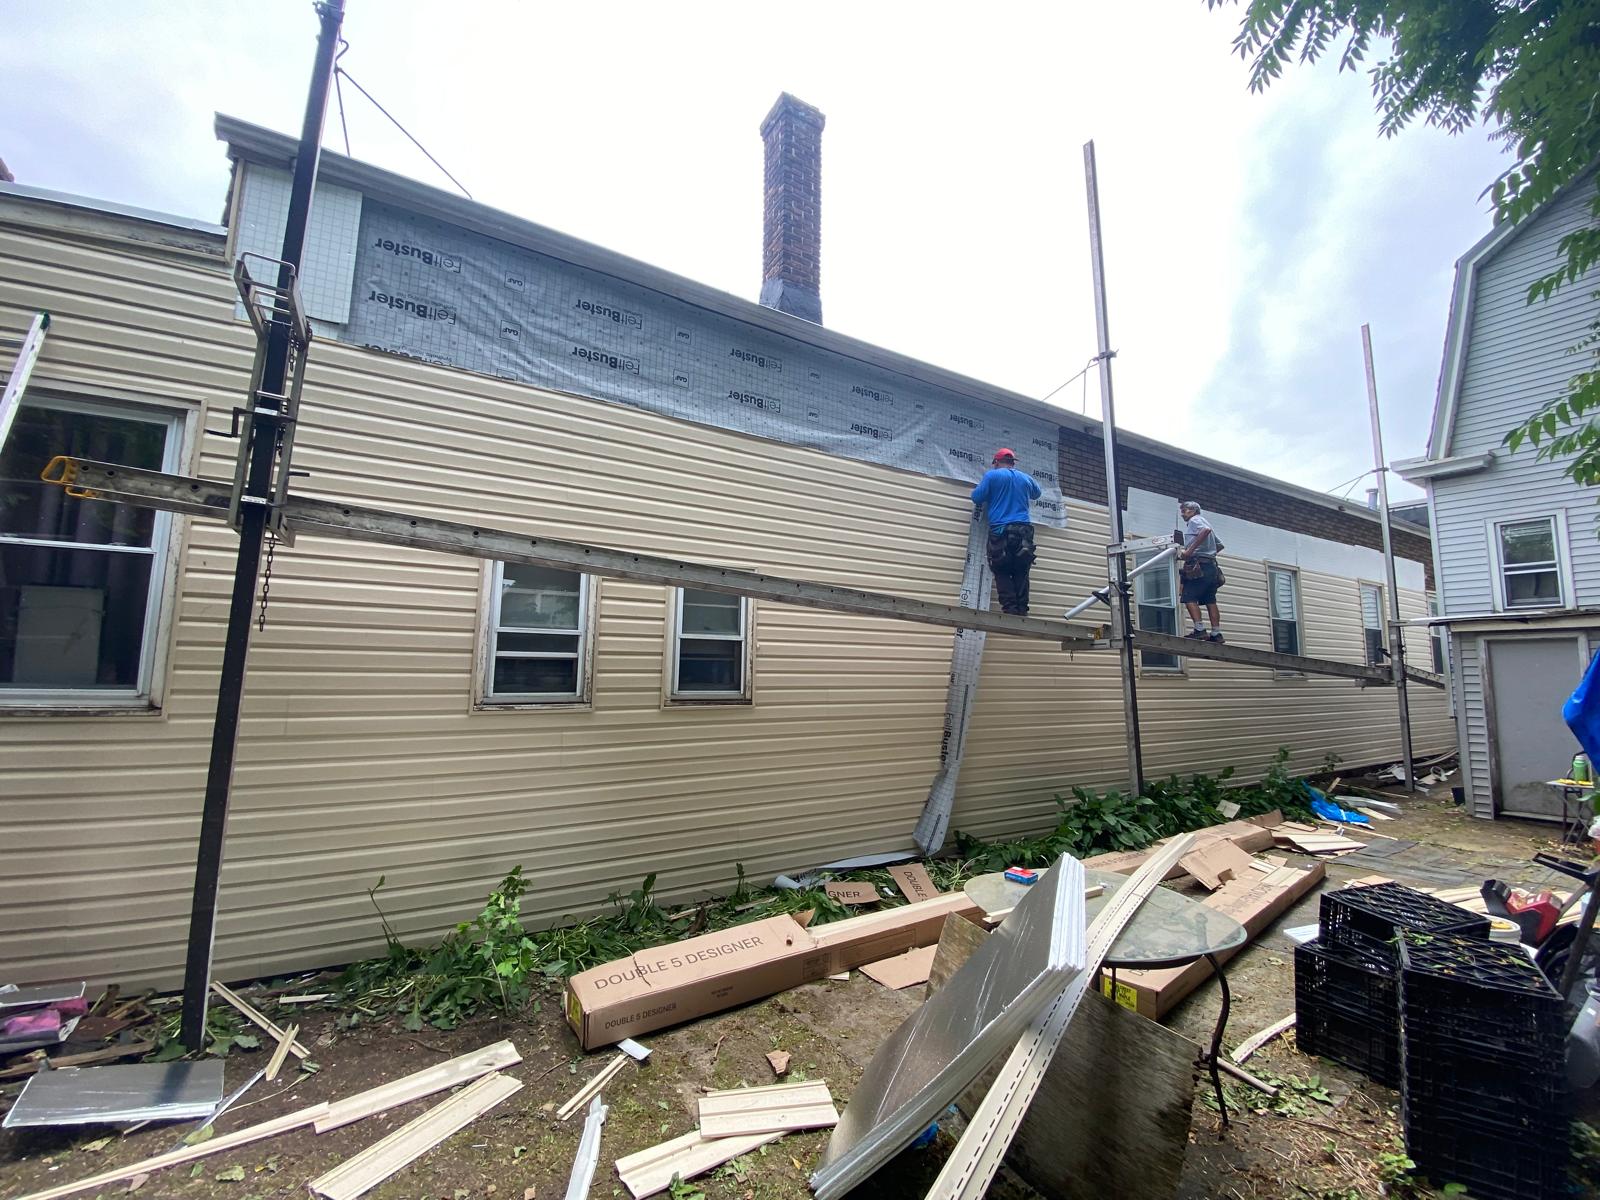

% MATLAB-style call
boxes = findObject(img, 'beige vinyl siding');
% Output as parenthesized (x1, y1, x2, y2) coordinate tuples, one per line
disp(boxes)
(1, 199, 1449, 989)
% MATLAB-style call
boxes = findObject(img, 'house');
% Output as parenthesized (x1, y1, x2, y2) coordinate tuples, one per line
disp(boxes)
(1396, 167, 1600, 821)
(0, 101, 1452, 988)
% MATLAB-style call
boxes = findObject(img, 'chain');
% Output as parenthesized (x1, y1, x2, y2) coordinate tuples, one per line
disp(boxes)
(258, 532, 278, 632)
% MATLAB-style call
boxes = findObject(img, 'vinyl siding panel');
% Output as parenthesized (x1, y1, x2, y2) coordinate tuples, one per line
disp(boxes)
(1434, 180, 1600, 615)
(1, 203, 1448, 988)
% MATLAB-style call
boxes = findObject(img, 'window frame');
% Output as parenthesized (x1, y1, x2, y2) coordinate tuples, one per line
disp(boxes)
(1132, 542, 1184, 676)
(1487, 513, 1570, 612)
(476, 562, 597, 709)
(1265, 563, 1304, 677)
(665, 586, 754, 704)
(1359, 580, 1387, 667)
(1427, 591, 1448, 676)
(0, 391, 187, 712)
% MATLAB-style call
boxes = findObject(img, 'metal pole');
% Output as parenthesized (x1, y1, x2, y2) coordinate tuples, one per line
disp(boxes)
(1361, 324, 1416, 793)
(1084, 141, 1144, 798)
(180, 0, 345, 1051)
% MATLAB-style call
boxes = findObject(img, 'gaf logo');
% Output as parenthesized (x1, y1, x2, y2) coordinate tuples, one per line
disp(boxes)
(573, 298, 642, 328)
(675, 328, 693, 343)
(673, 371, 691, 388)
(366, 289, 457, 324)
(500, 323, 521, 341)
(1031, 437, 1058, 453)
(362, 341, 451, 367)
(572, 345, 639, 372)
(371, 236, 461, 272)
(851, 384, 894, 405)
(730, 348, 782, 371)
(949, 412, 984, 430)
(728, 388, 781, 413)
(505, 273, 526, 291)
(850, 421, 894, 441)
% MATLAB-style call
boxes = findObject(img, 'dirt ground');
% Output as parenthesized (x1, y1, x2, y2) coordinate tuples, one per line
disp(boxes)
(2, 779, 1594, 1200)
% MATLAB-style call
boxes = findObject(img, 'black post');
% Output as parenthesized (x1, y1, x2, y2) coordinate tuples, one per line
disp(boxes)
(180, 0, 346, 1051)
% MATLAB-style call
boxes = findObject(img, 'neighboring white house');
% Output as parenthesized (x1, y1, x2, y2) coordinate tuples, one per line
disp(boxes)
(1397, 167, 1600, 821)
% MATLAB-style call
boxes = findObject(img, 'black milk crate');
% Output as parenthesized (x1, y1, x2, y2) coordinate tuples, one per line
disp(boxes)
(1294, 938, 1400, 1086)
(1403, 1108, 1569, 1200)
(1398, 931, 1566, 1050)
(1320, 882, 1490, 960)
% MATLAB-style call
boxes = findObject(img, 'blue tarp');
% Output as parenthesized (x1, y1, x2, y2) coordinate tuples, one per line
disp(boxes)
(1564, 650, 1600, 767)
(1306, 786, 1371, 826)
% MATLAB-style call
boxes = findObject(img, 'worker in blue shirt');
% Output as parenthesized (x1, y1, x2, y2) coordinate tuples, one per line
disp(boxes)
(970, 448, 1041, 615)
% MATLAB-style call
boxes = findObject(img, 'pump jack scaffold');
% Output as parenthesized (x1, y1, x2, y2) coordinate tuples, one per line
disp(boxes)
(19, 15, 1438, 1047)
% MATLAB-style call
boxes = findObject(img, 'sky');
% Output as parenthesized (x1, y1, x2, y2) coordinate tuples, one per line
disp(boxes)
(5, 2, 1513, 502)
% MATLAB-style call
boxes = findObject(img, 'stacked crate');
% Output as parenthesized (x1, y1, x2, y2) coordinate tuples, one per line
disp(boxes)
(1397, 932, 1568, 1200)
(1294, 883, 1489, 1087)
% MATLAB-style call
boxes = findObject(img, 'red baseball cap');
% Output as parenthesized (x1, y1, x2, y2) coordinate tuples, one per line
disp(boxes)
(992, 448, 1016, 463)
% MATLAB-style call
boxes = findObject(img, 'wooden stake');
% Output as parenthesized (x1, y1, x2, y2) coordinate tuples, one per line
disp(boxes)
(1218, 1057, 1279, 1097)
(210, 982, 308, 1059)
(264, 1022, 299, 1082)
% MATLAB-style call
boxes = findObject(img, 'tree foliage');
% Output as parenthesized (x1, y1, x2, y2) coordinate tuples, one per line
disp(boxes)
(1210, 1, 1600, 487)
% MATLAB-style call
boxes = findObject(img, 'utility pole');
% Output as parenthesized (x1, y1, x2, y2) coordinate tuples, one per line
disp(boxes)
(1361, 324, 1416, 793)
(1084, 141, 1144, 798)
(181, 0, 346, 1051)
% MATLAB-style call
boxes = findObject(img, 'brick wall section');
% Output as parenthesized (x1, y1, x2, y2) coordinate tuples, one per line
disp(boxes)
(1056, 425, 1436, 589)
(759, 93, 825, 325)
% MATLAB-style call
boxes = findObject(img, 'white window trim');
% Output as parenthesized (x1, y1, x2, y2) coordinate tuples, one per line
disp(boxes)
(0, 391, 188, 713)
(1133, 542, 1184, 676)
(1359, 580, 1387, 666)
(1485, 512, 1572, 613)
(1266, 563, 1305, 678)
(474, 563, 597, 709)
(665, 587, 754, 704)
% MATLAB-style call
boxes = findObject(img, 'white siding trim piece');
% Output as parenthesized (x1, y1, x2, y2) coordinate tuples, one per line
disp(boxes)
(615, 1128, 781, 1199)
(310, 1072, 523, 1200)
(697, 1081, 839, 1137)
(1125, 488, 1428, 591)
(314, 1040, 522, 1133)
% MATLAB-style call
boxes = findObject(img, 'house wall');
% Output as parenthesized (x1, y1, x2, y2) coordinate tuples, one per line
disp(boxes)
(1433, 179, 1600, 616)
(1, 195, 1450, 989)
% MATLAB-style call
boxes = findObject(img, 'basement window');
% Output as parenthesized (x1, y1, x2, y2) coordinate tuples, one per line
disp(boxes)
(1496, 517, 1563, 609)
(668, 588, 751, 702)
(0, 395, 183, 707)
(1134, 548, 1181, 673)
(484, 563, 593, 704)
(1360, 582, 1386, 666)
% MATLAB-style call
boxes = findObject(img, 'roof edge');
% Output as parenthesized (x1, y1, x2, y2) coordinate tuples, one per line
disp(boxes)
(0, 180, 226, 240)
(215, 112, 1408, 531)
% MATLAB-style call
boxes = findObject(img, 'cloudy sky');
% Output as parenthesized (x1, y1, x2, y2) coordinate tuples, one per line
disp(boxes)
(7, 1, 1511, 501)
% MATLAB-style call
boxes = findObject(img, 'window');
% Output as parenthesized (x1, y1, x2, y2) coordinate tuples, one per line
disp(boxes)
(1428, 592, 1447, 675)
(1133, 549, 1180, 672)
(484, 563, 592, 702)
(1360, 583, 1386, 666)
(0, 396, 181, 704)
(1496, 517, 1562, 609)
(669, 587, 751, 700)
(1268, 567, 1301, 657)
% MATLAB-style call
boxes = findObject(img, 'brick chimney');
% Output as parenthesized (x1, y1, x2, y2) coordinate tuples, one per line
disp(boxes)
(759, 93, 824, 325)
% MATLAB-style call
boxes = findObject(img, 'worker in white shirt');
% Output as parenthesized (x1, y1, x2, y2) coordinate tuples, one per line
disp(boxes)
(1177, 500, 1224, 642)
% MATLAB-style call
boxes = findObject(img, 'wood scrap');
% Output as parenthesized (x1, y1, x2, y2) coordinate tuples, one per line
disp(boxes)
(614, 1128, 780, 1199)
(309, 1073, 523, 1200)
(275, 993, 332, 1005)
(557, 1053, 629, 1121)
(696, 1080, 839, 1137)
(6, 1102, 331, 1200)
(264, 1023, 298, 1082)
(1231, 1014, 1296, 1064)
(314, 1039, 522, 1133)
(1218, 1058, 1279, 1097)
(0, 1040, 155, 1081)
(766, 1050, 791, 1077)
(209, 982, 308, 1059)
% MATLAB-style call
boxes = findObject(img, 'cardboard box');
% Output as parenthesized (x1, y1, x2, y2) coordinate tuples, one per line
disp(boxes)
(564, 893, 984, 1049)
(564, 916, 823, 1050)
(1097, 859, 1325, 1019)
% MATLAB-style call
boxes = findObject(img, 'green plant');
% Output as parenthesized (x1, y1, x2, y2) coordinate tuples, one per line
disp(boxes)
(148, 1004, 255, 1061)
(665, 1176, 705, 1200)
